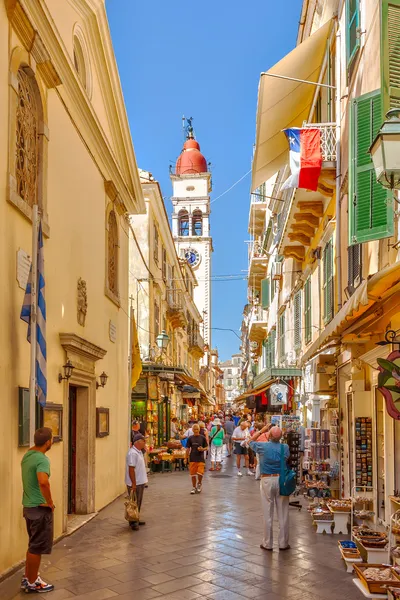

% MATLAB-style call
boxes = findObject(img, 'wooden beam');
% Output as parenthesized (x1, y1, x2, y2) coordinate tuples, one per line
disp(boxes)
(293, 213, 320, 228)
(291, 223, 315, 238)
(288, 232, 311, 245)
(298, 201, 324, 217)
(283, 246, 305, 261)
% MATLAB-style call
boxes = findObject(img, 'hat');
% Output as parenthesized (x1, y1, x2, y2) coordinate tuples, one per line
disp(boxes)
(132, 433, 145, 444)
(213, 418, 221, 426)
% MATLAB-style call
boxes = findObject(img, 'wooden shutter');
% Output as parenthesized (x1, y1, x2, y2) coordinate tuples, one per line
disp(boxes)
(270, 329, 276, 367)
(279, 312, 285, 360)
(261, 277, 271, 309)
(349, 92, 393, 244)
(347, 244, 362, 292)
(323, 240, 334, 324)
(304, 278, 312, 344)
(382, 0, 400, 115)
(294, 292, 301, 350)
(347, 0, 360, 67)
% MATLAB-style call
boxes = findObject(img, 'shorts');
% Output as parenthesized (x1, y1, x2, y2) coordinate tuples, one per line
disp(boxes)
(234, 442, 248, 455)
(23, 507, 54, 555)
(189, 462, 205, 476)
(224, 435, 232, 444)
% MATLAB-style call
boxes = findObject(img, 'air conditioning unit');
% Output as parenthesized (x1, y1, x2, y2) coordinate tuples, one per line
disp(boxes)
(272, 261, 283, 280)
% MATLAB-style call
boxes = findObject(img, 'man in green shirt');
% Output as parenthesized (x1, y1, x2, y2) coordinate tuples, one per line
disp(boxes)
(21, 427, 55, 594)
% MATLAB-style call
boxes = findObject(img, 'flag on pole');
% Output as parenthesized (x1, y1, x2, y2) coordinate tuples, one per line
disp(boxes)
(281, 127, 322, 191)
(21, 222, 47, 407)
(131, 310, 142, 389)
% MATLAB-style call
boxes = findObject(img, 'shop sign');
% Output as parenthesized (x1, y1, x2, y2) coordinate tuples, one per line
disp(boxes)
(377, 351, 400, 419)
(270, 383, 288, 406)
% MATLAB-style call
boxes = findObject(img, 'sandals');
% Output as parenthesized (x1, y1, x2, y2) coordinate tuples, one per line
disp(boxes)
(216, 466, 221, 471)
(260, 545, 273, 551)
(209, 467, 215, 471)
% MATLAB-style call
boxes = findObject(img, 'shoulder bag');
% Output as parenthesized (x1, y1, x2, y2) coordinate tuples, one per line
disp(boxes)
(279, 444, 296, 497)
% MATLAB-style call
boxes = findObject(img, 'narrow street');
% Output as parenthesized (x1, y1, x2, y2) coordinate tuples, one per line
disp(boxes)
(2, 458, 356, 600)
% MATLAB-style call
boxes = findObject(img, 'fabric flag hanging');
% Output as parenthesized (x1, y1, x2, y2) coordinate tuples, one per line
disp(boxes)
(281, 127, 322, 191)
(131, 310, 142, 389)
(21, 222, 47, 407)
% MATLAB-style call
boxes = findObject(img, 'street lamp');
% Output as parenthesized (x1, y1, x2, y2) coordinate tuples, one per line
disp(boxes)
(96, 371, 109, 390)
(58, 359, 75, 383)
(156, 330, 170, 352)
(369, 109, 400, 189)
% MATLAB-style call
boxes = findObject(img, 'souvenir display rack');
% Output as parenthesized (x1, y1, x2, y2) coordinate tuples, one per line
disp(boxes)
(355, 417, 373, 488)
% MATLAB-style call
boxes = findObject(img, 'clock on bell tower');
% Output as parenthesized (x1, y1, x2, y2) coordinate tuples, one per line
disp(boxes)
(171, 119, 213, 348)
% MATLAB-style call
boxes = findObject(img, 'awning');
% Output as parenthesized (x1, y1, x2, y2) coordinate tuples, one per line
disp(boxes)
(233, 380, 276, 405)
(301, 261, 400, 365)
(252, 19, 333, 191)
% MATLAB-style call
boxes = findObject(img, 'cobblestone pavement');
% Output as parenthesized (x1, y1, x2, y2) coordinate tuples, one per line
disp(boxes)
(1, 456, 358, 600)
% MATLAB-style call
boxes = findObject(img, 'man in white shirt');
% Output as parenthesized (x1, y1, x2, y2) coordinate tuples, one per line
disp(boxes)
(125, 434, 148, 531)
(232, 421, 252, 476)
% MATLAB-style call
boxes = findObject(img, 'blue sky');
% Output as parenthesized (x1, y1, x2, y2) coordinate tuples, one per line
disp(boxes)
(106, 0, 301, 361)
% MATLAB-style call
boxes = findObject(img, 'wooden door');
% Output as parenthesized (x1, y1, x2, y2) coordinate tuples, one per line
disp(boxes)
(68, 386, 77, 514)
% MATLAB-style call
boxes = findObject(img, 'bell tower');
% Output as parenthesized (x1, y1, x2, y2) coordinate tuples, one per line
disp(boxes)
(171, 119, 212, 348)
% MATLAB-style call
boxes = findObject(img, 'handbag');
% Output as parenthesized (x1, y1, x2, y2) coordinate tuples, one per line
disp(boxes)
(124, 491, 140, 522)
(279, 444, 296, 497)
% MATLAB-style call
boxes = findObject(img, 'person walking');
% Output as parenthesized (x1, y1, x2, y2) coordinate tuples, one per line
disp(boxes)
(125, 434, 148, 530)
(232, 421, 252, 476)
(223, 416, 235, 457)
(21, 427, 55, 594)
(209, 418, 225, 471)
(250, 425, 290, 551)
(186, 424, 208, 494)
(171, 417, 179, 439)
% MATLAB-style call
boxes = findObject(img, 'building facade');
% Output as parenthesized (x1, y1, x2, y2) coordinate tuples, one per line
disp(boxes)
(242, 0, 400, 523)
(129, 171, 210, 442)
(220, 353, 243, 407)
(0, 0, 144, 576)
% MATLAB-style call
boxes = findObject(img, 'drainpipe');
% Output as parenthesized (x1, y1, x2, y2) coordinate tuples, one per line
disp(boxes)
(335, 26, 343, 311)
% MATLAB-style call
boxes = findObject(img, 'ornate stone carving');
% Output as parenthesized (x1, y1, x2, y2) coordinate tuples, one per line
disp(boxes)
(77, 278, 88, 326)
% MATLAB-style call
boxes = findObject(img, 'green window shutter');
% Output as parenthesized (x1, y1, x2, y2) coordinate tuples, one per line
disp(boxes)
(294, 292, 301, 350)
(346, 0, 360, 68)
(304, 278, 312, 344)
(261, 277, 271, 309)
(323, 240, 334, 324)
(382, 0, 400, 115)
(349, 91, 393, 245)
(270, 329, 276, 367)
(279, 313, 285, 360)
(265, 337, 271, 369)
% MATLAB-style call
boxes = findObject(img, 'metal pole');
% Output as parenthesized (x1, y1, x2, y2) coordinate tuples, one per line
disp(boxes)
(261, 72, 336, 89)
(29, 204, 39, 447)
(128, 297, 133, 447)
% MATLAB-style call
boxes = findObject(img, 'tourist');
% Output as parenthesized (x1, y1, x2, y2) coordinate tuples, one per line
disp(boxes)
(223, 416, 235, 457)
(21, 427, 55, 594)
(250, 425, 290, 551)
(209, 418, 225, 471)
(186, 424, 208, 494)
(232, 421, 252, 476)
(232, 412, 241, 427)
(125, 433, 148, 530)
(198, 421, 210, 446)
(171, 417, 179, 440)
(254, 422, 272, 480)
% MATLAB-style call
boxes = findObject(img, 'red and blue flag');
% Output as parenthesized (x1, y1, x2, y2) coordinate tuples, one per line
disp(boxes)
(282, 127, 322, 191)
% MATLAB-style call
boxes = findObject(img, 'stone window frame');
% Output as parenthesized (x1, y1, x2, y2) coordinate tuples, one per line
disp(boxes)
(72, 24, 93, 98)
(105, 203, 120, 307)
(7, 47, 50, 235)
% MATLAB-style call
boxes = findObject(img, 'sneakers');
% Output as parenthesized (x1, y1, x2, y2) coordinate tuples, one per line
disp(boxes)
(237, 471, 243, 477)
(247, 470, 255, 476)
(197, 484, 202, 494)
(24, 577, 54, 594)
(190, 488, 197, 494)
(21, 576, 45, 591)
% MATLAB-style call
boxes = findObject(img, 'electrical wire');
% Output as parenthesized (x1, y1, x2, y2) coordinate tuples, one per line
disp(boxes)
(210, 169, 252, 204)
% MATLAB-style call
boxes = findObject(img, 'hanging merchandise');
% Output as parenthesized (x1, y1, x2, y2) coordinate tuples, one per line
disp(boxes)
(355, 417, 373, 488)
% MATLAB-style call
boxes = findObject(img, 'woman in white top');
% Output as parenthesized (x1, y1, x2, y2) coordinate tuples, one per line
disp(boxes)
(232, 421, 252, 476)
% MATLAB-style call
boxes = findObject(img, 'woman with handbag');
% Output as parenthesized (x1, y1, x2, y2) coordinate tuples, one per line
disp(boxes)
(250, 426, 292, 551)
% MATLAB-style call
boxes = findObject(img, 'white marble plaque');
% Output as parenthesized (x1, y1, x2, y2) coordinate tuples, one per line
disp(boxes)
(109, 320, 117, 343)
(17, 249, 31, 290)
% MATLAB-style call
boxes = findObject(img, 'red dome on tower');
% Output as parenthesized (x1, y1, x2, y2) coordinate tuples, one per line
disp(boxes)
(175, 135, 208, 175)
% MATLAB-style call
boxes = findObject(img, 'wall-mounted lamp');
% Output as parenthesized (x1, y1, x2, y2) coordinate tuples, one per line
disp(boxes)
(376, 329, 400, 348)
(156, 330, 170, 352)
(58, 360, 75, 383)
(96, 371, 109, 390)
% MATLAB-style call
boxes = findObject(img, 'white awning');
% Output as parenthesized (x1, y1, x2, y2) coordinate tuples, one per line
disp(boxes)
(252, 19, 333, 192)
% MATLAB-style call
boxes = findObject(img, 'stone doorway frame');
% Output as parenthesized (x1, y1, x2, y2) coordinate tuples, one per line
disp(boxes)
(60, 333, 107, 529)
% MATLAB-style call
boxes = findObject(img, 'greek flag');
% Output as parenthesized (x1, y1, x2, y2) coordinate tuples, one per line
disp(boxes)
(20, 223, 47, 406)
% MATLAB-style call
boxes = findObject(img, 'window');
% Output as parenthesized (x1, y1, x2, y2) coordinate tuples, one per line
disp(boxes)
(323, 239, 334, 324)
(227, 369, 232, 375)
(304, 277, 312, 344)
(346, 0, 360, 68)
(294, 291, 301, 351)
(347, 244, 362, 295)
(171, 265, 175, 289)
(265, 330, 276, 369)
(349, 91, 393, 244)
(16, 68, 39, 208)
(154, 302, 160, 338)
(162, 247, 167, 281)
(227, 379, 233, 387)
(278, 312, 285, 360)
(382, 0, 400, 114)
(261, 277, 271, 309)
(154, 225, 159, 263)
(178, 210, 189, 236)
(192, 210, 203, 236)
(107, 210, 119, 297)
(73, 27, 92, 96)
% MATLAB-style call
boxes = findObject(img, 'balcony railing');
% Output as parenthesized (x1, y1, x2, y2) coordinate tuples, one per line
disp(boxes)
(250, 305, 268, 324)
(166, 288, 183, 311)
(249, 240, 269, 263)
(189, 329, 204, 351)
(303, 122, 337, 162)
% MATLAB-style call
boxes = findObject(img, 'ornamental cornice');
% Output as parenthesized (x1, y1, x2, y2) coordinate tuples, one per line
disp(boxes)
(59, 333, 107, 362)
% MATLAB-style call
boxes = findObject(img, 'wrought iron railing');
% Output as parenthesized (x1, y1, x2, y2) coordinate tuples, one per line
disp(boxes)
(189, 329, 204, 350)
(166, 288, 183, 310)
(250, 305, 268, 324)
(303, 122, 337, 162)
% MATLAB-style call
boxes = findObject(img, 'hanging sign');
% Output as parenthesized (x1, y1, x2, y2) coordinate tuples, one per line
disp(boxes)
(377, 351, 400, 419)
(270, 383, 288, 406)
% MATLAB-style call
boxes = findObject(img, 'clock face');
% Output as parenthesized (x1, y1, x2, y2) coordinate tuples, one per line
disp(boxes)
(184, 248, 201, 268)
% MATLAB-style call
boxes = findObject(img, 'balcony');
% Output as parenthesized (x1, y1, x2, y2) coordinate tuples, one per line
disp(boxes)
(248, 305, 268, 344)
(249, 192, 268, 236)
(166, 288, 186, 329)
(303, 122, 337, 164)
(189, 329, 205, 358)
(248, 240, 269, 290)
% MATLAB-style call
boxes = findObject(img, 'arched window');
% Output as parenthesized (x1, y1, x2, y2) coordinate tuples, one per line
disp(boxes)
(192, 210, 203, 236)
(16, 68, 39, 207)
(73, 27, 92, 96)
(107, 210, 119, 297)
(178, 210, 189, 236)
